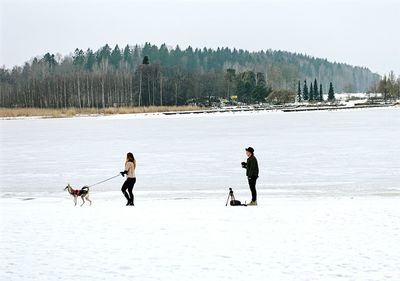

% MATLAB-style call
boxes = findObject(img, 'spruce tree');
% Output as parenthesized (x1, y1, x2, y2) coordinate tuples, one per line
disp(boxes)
(98, 44, 111, 64)
(123, 45, 132, 65)
(314, 78, 319, 101)
(297, 80, 302, 102)
(309, 81, 314, 101)
(319, 84, 323, 101)
(110, 45, 122, 69)
(85, 48, 96, 71)
(328, 82, 335, 101)
(303, 80, 309, 101)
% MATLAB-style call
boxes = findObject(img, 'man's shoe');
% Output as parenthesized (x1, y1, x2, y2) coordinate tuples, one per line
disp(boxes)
(247, 200, 257, 206)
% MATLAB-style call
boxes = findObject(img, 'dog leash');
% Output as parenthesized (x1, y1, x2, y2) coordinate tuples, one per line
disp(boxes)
(87, 174, 121, 188)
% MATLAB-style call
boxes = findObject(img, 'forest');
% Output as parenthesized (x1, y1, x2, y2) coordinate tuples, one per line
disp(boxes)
(371, 71, 400, 101)
(0, 43, 382, 108)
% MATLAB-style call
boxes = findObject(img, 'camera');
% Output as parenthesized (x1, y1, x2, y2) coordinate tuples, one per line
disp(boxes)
(241, 162, 247, 168)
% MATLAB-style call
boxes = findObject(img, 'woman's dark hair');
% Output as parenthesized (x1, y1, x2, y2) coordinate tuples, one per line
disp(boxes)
(127, 152, 136, 167)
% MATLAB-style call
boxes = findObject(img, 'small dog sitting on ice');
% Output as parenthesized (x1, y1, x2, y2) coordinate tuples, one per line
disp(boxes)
(64, 184, 92, 206)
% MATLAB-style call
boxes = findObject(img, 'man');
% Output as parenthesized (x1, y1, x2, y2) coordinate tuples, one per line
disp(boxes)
(241, 147, 259, 206)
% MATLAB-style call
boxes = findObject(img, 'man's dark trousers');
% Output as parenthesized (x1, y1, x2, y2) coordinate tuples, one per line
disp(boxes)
(248, 176, 258, 202)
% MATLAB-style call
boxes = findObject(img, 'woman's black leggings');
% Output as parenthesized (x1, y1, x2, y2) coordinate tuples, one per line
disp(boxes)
(121, 177, 136, 203)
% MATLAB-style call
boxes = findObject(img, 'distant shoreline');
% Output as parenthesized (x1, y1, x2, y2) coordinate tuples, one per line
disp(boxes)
(163, 103, 398, 116)
(0, 103, 398, 120)
(0, 106, 204, 119)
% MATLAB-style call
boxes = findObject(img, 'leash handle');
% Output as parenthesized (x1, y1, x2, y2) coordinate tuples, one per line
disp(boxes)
(88, 173, 121, 188)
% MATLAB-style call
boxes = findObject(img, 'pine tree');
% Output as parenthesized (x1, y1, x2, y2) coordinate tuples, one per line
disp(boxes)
(303, 80, 309, 101)
(314, 78, 319, 101)
(309, 81, 314, 101)
(142, 56, 150, 65)
(73, 49, 85, 67)
(43, 52, 57, 69)
(328, 82, 335, 101)
(319, 84, 323, 101)
(297, 80, 302, 102)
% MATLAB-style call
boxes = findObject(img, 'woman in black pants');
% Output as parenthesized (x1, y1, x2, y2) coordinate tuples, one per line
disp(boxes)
(120, 152, 136, 206)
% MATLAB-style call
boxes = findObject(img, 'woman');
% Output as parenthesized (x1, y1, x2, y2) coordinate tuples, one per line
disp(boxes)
(120, 152, 136, 206)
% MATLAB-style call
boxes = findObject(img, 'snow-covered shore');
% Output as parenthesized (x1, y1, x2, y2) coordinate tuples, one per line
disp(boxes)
(1, 194, 399, 281)
(0, 103, 397, 120)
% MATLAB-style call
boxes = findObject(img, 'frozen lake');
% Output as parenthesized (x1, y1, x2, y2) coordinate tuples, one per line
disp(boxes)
(1, 108, 400, 197)
(1, 108, 400, 281)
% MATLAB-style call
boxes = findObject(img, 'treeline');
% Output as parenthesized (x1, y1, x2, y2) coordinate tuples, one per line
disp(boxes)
(370, 71, 400, 100)
(0, 43, 380, 108)
(133, 43, 379, 92)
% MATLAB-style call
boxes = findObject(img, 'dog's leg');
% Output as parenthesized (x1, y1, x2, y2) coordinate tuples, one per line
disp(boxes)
(80, 196, 85, 207)
(85, 195, 92, 206)
(74, 196, 77, 206)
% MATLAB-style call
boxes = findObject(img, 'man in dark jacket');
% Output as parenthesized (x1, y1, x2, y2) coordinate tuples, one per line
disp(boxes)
(241, 147, 259, 206)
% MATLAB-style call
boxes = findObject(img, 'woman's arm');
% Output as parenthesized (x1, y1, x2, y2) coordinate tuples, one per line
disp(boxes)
(121, 162, 131, 176)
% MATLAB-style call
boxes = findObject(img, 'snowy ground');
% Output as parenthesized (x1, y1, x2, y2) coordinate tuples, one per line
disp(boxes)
(1, 108, 400, 280)
(1, 193, 399, 281)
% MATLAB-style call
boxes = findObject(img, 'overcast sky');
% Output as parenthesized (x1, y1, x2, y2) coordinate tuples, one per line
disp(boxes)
(1, 0, 399, 75)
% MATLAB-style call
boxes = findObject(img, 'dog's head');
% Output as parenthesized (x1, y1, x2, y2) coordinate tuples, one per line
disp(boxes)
(64, 184, 71, 191)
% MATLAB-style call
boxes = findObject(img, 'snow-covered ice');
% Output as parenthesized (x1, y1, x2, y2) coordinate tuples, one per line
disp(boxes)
(1, 108, 400, 280)
(1, 194, 399, 281)
(1, 108, 399, 195)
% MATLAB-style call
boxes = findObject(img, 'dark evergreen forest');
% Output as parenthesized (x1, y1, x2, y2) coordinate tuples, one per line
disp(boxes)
(0, 43, 380, 108)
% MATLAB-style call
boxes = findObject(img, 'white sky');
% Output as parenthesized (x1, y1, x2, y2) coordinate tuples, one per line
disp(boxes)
(1, 0, 399, 75)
